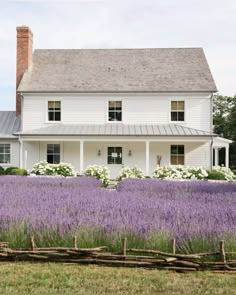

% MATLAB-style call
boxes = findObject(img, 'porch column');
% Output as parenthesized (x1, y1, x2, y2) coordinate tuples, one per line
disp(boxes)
(215, 147, 219, 166)
(225, 146, 229, 168)
(80, 140, 84, 173)
(24, 150, 28, 169)
(145, 141, 150, 176)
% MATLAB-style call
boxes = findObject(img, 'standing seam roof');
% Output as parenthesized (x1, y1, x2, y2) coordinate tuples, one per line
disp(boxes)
(0, 111, 21, 138)
(17, 123, 215, 137)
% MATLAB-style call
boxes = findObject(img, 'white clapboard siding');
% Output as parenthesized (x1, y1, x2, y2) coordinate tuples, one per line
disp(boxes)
(22, 93, 212, 132)
(150, 142, 211, 173)
(186, 142, 211, 170)
(186, 97, 211, 132)
(63, 142, 80, 171)
(23, 141, 40, 169)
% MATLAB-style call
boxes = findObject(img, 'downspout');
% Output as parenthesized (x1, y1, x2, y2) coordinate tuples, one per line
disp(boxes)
(20, 92, 24, 125)
(19, 135, 22, 168)
(210, 136, 214, 171)
(18, 92, 23, 168)
(210, 92, 214, 171)
(210, 92, 214, 134)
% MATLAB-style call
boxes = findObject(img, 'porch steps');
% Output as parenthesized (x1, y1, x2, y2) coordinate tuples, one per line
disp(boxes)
(107, 180, 118, 189)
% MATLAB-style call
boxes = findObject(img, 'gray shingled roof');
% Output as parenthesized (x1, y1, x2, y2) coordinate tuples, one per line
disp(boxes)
(18, 48, 217, 93)
(17, 124, 214, 137)
(0, 111, 21, 138)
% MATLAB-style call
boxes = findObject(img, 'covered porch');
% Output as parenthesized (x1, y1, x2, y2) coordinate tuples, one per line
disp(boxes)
(212, 137, 232, 168)
(20, 136, 212, 178)
(18, 123, 219, 178)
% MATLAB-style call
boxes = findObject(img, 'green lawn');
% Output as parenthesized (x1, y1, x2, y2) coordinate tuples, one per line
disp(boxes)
(0, 263, 236, 294)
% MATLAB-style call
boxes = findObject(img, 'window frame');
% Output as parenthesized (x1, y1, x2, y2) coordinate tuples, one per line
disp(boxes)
(107, 146, 123, 165)
(107, 100, 123, 123)
(47, 143, 61, 164)
(170, 99, 185, 123)
(170, 144, 185, 166)
(0, 143, 11, 165)
(46, 99, 62, 123)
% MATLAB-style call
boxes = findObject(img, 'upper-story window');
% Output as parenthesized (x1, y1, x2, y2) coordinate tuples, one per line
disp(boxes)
(171, 101, 184, 121)
(47, 144, 60, 164)
(108, 101, 122, 122)
(48, 101, 61, 121)
(0, 144, 10, 164)
(170, 145, 184, 165)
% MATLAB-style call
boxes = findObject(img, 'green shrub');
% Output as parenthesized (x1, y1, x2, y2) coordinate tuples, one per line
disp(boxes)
(5, 167, 18, 175)
(84, 165, 110, 187)
(117, 166, 145, 181)
(0, 166, 5, 175)
(232, 170, 236, 175)
(207, 171, 225, 180)
(10, 168, 28, 176)
(211, 166, 236, 181)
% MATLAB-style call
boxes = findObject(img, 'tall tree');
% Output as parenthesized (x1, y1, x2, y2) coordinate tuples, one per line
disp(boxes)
(228, 102, 236, 140)
(213, 95, 236, 166)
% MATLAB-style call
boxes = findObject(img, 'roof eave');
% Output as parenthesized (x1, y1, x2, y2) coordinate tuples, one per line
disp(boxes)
(17, 89, 218, 94)
(16, 133, 216, 137)
(0, 134, 19, 139)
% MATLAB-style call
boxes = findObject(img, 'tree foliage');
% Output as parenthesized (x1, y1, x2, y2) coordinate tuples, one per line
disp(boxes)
(213, 94, 236, 166)
(213, 95, 236, 140)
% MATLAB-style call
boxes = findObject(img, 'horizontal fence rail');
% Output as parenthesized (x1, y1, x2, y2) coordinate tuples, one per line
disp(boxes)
(1, 238, 236, 272)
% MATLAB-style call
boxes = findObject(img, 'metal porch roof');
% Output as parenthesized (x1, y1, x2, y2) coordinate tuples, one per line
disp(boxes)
(17, 123, 215, 137)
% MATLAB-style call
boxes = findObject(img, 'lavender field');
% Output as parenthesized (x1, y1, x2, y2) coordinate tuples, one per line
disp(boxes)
(0, 176, 236, 253)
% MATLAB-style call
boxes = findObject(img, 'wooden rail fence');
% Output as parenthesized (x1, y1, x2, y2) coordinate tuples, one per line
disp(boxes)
(1, 238, 236, 272)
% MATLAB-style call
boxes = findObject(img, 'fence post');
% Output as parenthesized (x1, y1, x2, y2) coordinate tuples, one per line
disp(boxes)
(73, 236, 78, 249)
(30, 236, 35, 251)
(172, 238, 176, 255)
(122, 238, 127, 256)
(220, 240, 226, 263)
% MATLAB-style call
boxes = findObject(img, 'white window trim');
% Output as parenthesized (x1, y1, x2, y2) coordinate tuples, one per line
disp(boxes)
(170, 144, 185, 166)
(106, 99, 124, 123)
(169, 98, 186, 124)
(45, 98, 63, 124)
(0, 143, 11, 165)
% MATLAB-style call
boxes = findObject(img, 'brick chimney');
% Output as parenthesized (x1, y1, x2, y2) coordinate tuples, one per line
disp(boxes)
(16, 26, 33, 116)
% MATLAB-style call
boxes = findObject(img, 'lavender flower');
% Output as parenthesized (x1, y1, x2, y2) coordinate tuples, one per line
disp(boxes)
(0, 176, 236, 250)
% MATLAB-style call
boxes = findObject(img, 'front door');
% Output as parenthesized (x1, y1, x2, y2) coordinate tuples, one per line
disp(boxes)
(107, 146, 123, 179)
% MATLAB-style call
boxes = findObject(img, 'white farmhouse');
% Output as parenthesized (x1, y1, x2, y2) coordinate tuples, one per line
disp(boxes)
(0, 26, 232, 178)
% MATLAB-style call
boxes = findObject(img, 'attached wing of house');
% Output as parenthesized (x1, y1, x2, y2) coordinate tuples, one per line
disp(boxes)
(0, 26, 232, 177)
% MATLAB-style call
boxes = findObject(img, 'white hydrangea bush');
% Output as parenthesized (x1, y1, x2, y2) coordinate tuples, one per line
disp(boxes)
(152, 165, 208, 180)
(31, 161, 76, 177)
(117, 166, 145, 181)
(83, 165, 110, 187)
(212, 166, 236, 182)
(188, 167, 209, 179)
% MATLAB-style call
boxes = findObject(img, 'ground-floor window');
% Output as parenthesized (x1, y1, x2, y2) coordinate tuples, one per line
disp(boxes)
(107, 147, 122, 164)
(47, 144, 60, 164)
(0, 143, 10, 164)
(170, 145, 184, 165)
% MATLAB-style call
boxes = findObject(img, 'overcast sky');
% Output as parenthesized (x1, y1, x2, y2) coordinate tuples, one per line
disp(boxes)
(0, 0, 235, 110)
